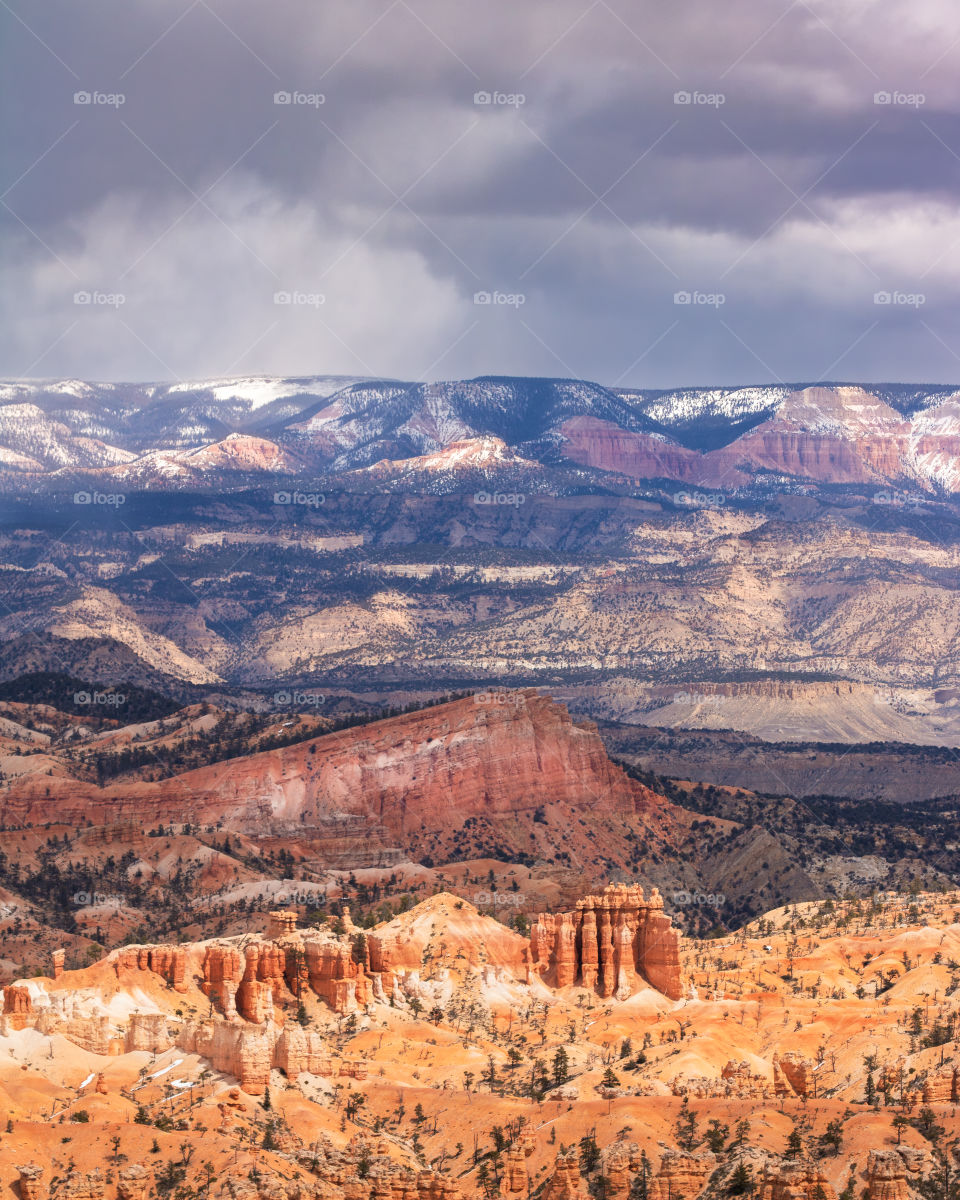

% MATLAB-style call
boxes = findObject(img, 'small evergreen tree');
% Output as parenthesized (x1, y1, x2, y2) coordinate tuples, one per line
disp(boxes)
(553, 1045, 570, 1086)
(579, 1133, 601, 1173)
(728, 1162, 755, 1196)
(676, 1099, 699, 1151)
(705, 1119, 730, 1154)
(785, 1129, 803, 1159)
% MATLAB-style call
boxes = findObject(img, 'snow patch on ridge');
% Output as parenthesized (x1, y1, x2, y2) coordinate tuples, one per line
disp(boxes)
(167, 375, 369, 409)
(619, 386, 790, 427)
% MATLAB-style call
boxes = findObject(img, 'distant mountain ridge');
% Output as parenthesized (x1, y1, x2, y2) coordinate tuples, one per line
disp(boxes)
(3, 375, 960, 494)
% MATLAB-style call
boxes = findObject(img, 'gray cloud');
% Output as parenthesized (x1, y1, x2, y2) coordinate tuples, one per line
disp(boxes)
(3, 0, 960, 386)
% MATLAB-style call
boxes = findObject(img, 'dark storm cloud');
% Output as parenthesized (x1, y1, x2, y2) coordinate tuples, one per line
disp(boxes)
(2, 0, 960, 386)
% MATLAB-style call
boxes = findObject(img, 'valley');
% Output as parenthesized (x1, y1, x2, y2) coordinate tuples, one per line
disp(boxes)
(3, 884, 960, 1200)
(2, 482, 960, 751)
(1, 376, 959, 1197)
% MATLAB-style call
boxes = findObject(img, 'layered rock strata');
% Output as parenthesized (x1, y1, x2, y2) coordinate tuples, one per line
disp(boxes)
(530, 882, 684, 999)
(773, 1053, 813, 1098)
(756, 1161, 839, 1200)
(865, 1149, 926, 1200)
(648, 1151, 717, 1200)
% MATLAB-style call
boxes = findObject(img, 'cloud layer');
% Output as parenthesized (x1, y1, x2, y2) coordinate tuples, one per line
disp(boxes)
(2, 0, 960, 386)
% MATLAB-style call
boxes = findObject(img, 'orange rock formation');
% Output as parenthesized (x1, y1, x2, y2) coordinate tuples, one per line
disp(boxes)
(648, 1150, 717, 1200)
(773, 1053, 813, 1098)
(673, 1060, 771, 1099)
(541, 1152, 590, 1200)
(531, 883, 684, 999)
(117, 1166, 150, 1200)
(922, 1065, 959, 1103)
(865, 1149, 926, 1200)
(756, 1160, 839, 1200)
(114, 944, 188, 992)
(2, 985, 33, 1031)
(16, 1165, 45, 1200)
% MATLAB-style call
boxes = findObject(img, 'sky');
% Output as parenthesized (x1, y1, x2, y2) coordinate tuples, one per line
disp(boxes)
(2, 0, 960, 388)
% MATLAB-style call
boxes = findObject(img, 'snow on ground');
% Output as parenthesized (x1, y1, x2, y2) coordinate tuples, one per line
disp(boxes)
(167, 376, 367, 408)
(148, 1058, 183, 1079)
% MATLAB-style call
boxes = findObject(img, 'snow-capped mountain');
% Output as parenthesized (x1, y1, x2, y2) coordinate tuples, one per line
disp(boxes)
(105, 433, 307, 485)
(164, 375, 369, 411)
(3, 374, 960, 494)
(0, 376, 370, 456)
(615, 385, 790, 450)
(282, 376, 670, 476)
(0, 403, 135, 471)
(356, 435, 547, 492)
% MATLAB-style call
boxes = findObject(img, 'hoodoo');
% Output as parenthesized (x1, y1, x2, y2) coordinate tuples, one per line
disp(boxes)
(530, 882, 684, 1000)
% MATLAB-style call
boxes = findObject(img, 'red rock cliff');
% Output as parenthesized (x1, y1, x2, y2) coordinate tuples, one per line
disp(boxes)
(0, 693, 680, 861)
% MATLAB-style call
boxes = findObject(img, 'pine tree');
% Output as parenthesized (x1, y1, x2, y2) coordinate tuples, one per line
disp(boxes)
(676, 1098, 699, 1151)
(706, 1119, 730, 1154)
(917, 1146, 960, 1200)
(728, 1162, 755, 1196)
(819, 1119, 844, 1156)
(579, 1133, 601, 1173)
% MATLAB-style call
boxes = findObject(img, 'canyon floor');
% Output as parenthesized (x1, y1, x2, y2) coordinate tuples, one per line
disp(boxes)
(1, 889, 959, 1200)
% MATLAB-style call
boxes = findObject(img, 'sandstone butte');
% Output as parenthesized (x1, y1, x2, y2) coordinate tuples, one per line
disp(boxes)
(0, 692, 689, 858)
(559, 386, 957, 488)
(1, 890, 959, 1200)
